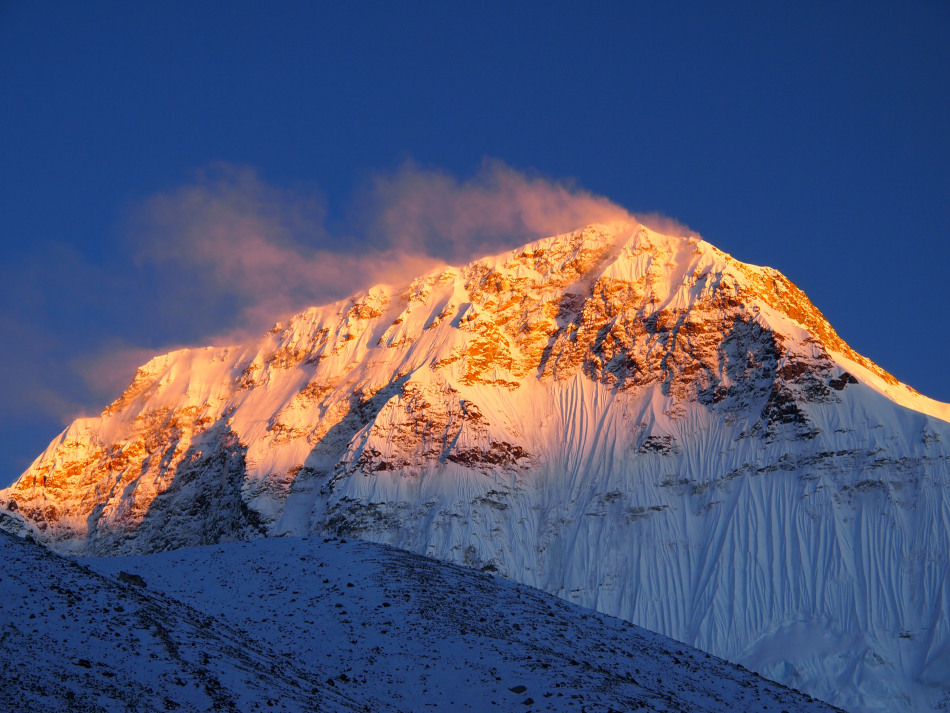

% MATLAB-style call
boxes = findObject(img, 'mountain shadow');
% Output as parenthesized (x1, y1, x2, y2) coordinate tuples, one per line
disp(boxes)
(94, 417, 266, 555)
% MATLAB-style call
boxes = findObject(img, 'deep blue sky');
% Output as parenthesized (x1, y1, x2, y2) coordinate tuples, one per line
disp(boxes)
(1, 1, 948, 485)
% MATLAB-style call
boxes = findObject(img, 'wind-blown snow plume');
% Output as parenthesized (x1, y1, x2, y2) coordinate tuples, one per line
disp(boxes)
(633, 211, 698, 239)
(87, 161, 636, 403)
(360, 159, 634, 261)
(127, 163, 435, 339)
(128, 160, 633, 338)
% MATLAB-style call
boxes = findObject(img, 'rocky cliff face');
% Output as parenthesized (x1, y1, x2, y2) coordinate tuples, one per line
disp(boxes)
(3, 222, 949, 712)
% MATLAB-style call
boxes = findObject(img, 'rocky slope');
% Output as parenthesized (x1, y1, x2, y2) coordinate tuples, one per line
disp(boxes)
(3, 222, 949, 711)
(5, 530, 838, 712)
(0, 531, 363, 713)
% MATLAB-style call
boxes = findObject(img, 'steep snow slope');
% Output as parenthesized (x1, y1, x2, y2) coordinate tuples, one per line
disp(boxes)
(0, 530, 838, 713)
(3, 222, 949, 712)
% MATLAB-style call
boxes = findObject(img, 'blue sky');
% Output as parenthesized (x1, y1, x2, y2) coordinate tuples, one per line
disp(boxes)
(1, 1, 948, 484)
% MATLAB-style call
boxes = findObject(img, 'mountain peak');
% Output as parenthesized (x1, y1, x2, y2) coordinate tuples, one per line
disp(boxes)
(3, 221, 949, 712)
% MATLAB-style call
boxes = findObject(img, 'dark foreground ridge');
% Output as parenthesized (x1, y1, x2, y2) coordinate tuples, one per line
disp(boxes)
(0, 530, 841, 712)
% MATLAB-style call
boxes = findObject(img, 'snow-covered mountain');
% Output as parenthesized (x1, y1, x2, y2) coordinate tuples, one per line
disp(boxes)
(3, 222, 949, 712)
(5, 530, 838, 712)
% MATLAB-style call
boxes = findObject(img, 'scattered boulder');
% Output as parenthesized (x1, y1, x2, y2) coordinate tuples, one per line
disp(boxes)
(118, 571, 146, 588)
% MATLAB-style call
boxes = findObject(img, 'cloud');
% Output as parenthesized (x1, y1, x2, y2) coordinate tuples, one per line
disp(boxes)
(360, 158, 634, 262)
(71, 343, 171, 410)
(123, 165, 435, 341)
(125, 160, 637, 341)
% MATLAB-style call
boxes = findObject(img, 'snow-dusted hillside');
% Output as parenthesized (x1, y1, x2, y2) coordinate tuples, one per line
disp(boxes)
(3, 222, 949, 711)
(0, 530, 365, 712)
(0, 530, 837, 713)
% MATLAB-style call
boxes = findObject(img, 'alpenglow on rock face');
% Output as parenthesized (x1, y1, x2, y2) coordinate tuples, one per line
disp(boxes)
(3, 222, 949, 712)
